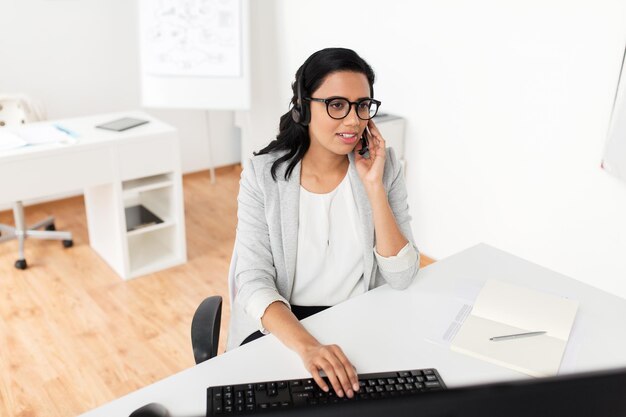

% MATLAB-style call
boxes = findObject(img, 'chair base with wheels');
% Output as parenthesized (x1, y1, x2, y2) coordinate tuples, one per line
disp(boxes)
(0, 201, 73, 270)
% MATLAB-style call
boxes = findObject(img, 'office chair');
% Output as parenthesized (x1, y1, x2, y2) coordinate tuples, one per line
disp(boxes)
(0, 95, 73, 270)
(190, 246, 238, 364)
(191, 295, 223, 364)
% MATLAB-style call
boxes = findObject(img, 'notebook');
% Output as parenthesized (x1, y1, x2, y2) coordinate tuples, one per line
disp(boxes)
(451, 279, 579, 377)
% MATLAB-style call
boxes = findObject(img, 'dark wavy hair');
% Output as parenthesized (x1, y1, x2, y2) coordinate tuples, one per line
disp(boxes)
(255, 48, 376, 181)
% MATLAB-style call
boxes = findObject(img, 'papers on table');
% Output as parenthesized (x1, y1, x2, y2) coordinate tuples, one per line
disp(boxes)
(0, 124, 77, 151)
(450, 279, 579, 377)
(0, 130, 27, 151)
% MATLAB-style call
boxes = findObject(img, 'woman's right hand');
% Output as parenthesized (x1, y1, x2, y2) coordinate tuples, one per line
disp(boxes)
(298, 342, 360, 398)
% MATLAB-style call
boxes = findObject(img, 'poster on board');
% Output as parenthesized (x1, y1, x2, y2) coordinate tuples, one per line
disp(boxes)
(603, 46, 626, 184)
(141, 0, 242, 78)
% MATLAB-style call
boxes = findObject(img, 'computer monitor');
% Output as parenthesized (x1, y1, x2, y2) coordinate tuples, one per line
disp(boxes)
(267, 366, 626, 417)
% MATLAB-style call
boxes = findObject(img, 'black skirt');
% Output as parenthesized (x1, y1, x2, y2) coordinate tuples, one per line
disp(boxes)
(240, 305, 330, 346)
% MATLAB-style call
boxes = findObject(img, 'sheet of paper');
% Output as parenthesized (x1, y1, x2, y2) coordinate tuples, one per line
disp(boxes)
(471, 280, 579, 340)
(0, 130, 27, 151)
(451, 279, 579, 377)
(452, 315, 567, 377)
(12, 125, 72, 145)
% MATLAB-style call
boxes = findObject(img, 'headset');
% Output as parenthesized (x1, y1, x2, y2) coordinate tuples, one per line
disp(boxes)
(291, 62, 311, 126)
(290, 60, 372, 159)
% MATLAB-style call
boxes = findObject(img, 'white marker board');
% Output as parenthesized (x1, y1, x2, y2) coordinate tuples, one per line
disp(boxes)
(138, 0, 250, 109)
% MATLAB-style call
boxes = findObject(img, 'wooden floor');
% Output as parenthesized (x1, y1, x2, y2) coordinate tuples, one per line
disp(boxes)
(0, 165, 435, 417)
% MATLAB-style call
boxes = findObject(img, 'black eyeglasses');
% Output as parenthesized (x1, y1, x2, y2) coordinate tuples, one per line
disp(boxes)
(305, 97, 382, 120)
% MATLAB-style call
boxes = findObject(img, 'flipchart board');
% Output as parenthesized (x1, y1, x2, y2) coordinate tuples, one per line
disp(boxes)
(138, 0, 250, 110)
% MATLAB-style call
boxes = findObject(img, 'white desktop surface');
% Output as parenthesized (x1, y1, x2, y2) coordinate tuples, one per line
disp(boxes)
(1, 111, 177, 203)
(1, 111, 186, 279)
(80, 243, 626, 417)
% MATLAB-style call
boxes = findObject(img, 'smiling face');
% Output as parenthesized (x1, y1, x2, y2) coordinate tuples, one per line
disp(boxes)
(307, 71, 371, 158)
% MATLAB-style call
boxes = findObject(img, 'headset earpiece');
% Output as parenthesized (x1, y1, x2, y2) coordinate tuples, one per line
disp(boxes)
(291, 64, 310, 126)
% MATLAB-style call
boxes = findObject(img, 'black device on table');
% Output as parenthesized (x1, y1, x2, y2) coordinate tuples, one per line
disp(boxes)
(95, 117, 149, 132)
(129, 366, 626, 417)
(206, 367, 445, 416)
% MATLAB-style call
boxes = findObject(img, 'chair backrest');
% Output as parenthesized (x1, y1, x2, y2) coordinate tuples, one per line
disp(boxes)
(0, 94, 45, 128)
(191, 295, 223, 364)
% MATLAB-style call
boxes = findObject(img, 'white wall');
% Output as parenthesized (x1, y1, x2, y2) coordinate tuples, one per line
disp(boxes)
(0, 0, 240, 175)
(3, 0, 626, 300)
(266, 0, 626, 299)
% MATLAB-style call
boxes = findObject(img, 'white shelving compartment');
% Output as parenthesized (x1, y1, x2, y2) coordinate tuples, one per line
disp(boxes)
(122, 173, 186, 278)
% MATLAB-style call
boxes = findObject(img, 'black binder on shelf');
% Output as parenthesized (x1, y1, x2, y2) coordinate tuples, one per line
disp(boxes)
(125, 205, 163, 232)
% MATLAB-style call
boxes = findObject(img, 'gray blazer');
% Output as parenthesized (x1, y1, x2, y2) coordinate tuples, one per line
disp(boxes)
(226, 147, 420, 350)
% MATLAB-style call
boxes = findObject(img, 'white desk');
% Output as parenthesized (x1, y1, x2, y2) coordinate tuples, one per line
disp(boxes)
(0, 111, 187, 279)
(79, 244, 626, 416)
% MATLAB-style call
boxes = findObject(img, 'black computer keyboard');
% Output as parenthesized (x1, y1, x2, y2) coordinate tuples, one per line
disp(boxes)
(206, 368, 446, 415)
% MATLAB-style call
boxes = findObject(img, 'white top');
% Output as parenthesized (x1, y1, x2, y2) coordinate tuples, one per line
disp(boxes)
(291, 173, 365, 305)
(246, 172, 419, 332)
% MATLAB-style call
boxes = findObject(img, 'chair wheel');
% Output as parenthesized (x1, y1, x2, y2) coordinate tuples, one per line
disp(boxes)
(45, 223, 56, 231)
(62, 239, 73, 248)
(15, 259, 28, 270)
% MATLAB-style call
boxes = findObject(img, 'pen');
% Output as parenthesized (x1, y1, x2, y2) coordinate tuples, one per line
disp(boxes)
(54, 124, 79, 138)
(489, 331, 547, 342)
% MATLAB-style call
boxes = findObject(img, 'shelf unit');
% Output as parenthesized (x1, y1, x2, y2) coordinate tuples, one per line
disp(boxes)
(83, 121, 187, 280)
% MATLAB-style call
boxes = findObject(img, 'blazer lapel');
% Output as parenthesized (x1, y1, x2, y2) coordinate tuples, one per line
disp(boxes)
(347, 153, 375, 289)
(277, 160, 301, 299)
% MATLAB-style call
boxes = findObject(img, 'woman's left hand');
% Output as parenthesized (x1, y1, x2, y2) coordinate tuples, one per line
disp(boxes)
(355, 119, 386, 188)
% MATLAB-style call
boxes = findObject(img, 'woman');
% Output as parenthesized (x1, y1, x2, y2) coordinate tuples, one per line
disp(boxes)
(226, 48, 420, 399)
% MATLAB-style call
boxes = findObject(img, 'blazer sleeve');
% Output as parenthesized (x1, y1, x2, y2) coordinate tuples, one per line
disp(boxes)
(234, 158, 289, 330)
(373, 147, 420, 290)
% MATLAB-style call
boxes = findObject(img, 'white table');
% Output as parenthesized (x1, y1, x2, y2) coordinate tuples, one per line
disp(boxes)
(79, 244, 626, 416)
(0, 111, 187, 279)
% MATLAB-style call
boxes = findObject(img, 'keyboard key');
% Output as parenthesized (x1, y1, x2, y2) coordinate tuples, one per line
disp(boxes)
(256, 383, 266, 391)
(278, 381, 287, 389)
(423, 369, 435, 375)
(399, 371, 411, 377)
(245, 404, 254, 411)
(410, 370, 423, 377)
